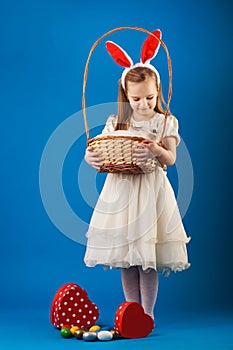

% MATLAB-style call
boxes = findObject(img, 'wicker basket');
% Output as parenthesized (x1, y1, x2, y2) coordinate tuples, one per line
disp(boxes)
(82, 26, 172, 174)
(88, 134, 161, 174)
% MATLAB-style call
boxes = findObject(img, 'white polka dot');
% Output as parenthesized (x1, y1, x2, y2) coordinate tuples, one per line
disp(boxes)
(116, 316, 118, 320)
(78, 309, 82, 313)
(119, 306, 122, 310)
(76, 292, 80, 296)
(59, 292, 62, 295)
(66, 291, 70, 295)
(62, 312, 66, 316)
(95, 306, 98, 309)
(74, 303, 78, 307)
(66, 318, 70, 322)
(80, 298, 84, 302)
(55, 301, 57, 305)
(84, 304, 88, 308)
(72, 314, 76, 317)
(89, 310, 92, 314)
(70, 297, 74, 300)
(64, 302, 68, 305)
(71, 287, 75, 290)
(58, 297, 61, 301)
(93, 316, 96, 320)
(68, 308, 72, 311)
(87, 321, 90, 325)
(60, 323, 64, 327)
(83, 315, 86, 319)
(77, 320, 80, 324)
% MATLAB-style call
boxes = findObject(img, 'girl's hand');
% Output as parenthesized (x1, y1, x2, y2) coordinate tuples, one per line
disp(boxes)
(85, 146, 104, 170)
(132, 142, 155, 162)
(141, 137, 177, 166)
(140, 139, 163, 158)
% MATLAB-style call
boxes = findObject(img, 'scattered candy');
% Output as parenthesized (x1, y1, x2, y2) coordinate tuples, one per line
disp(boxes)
(58, 323, 121, 341)
(70, 326, 80, 335)
(83, 331, 97, 342)
(97, 330, 113, 341)
(110, 328, 121, 339)
(89, 325, 101, 332)
(74, 329, 85, 340)
(60, 328, 72, 338)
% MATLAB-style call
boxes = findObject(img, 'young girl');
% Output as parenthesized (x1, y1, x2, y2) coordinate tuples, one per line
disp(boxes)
(84, 30, 190, 322)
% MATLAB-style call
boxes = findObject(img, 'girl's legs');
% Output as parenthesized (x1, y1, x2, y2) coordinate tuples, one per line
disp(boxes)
(138, 267, 158, 319)
(121, 266, 140, 303)
(121, 266, 159, 319)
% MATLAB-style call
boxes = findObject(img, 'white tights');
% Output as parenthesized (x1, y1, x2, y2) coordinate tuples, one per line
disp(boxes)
(121, 266, 158, 319)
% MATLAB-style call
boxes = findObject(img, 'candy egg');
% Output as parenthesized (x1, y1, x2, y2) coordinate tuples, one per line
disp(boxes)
(97, 330, 113, 341)
(60, 328, 72, 338)
(70, 326, 80, 335)
(83, 331, 97, 341)
(89, 325, 101, 332)
(74, 329, 85, 340)
(110, 329, 121, 339)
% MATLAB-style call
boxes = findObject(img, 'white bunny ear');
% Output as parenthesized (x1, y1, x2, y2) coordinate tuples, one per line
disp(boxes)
(106, 41, 133, 68)
(140, 29, 162, 64)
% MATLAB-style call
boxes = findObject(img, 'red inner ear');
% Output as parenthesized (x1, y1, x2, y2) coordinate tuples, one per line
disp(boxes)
(106, 41, 132, 68)
(141, 29, 161, 64)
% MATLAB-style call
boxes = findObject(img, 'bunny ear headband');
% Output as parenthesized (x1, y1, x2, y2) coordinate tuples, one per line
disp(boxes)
(105, 29, 162, 90)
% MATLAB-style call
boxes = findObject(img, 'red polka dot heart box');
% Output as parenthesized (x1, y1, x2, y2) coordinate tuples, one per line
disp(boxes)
(50, 283, 99, 329)
(114, 302, 154, 338)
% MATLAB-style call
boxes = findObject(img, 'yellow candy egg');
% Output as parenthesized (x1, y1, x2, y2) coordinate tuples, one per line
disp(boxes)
(89, 325, 101, 332)
(70, 326, 80, 335)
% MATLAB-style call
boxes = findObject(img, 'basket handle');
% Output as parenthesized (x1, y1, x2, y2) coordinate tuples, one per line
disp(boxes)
(82, 26, 172, 143)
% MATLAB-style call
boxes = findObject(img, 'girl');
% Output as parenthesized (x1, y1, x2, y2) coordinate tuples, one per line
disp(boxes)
(84, 30, 190, 322)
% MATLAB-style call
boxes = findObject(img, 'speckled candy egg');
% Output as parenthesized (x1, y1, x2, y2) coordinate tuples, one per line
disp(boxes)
(89, 325, 101, 332)
(60, 328, 72, 338)
(97, 330, 113, 341)
(70, 326, 80, 335)
(74, 329, 85, 340)
(110, 328, 121, 339)
(83, 331, 97, 341)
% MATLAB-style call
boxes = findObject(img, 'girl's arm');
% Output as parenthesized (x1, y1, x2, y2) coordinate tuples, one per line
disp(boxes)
(85, 146, 104, 170)
(133, 136, 177, 166)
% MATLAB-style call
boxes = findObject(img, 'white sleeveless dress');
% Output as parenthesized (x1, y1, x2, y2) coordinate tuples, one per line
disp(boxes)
(84, 113, 191, 276)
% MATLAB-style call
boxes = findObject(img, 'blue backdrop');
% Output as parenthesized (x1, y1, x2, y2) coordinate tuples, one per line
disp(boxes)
(1, 0, 233, 325)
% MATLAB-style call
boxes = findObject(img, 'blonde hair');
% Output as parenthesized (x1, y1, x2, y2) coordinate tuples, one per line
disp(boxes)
(116, 67, 167, 130)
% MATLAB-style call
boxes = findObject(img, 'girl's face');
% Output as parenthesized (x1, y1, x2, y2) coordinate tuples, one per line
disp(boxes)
(126, 77, 158, 120)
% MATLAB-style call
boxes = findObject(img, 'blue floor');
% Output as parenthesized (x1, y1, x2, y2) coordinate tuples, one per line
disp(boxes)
(0, 308, 232, 350)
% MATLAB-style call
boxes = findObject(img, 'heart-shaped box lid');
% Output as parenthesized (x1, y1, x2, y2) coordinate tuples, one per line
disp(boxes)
(50, 282, 99, 329)
(114, 301, 154, 338)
